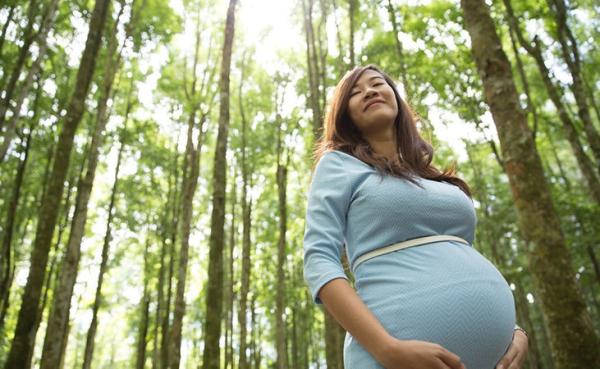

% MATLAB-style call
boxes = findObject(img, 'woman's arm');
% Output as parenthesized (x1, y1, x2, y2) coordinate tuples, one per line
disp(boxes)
(319, 278, 466, 369)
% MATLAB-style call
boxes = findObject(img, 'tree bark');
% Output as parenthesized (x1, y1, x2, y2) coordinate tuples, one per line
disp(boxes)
(0, 124, 34, 332)
(502, 0, 600, 205)
(168, 109, 204, 369)
(81, 114, 127, 369)
(202, 0, 237, 368)
(385, 0, 411, 98)
(460, 1, 600, 367)
(0, 0, 39, 128)
(160, 138, 181, 369)
(275, 108, 289, 369)
(39, 5, 128, 367)
(348, 0, 355, 68)
(301, 0, 323, 139)
(136, 237, 152, 369)
(0, 0, 60, 162)
(0, 4, 16, 58)
(547, 0, 600, 169)
(236, 51, 252, 369)
(2, 0, 111, 367)
(224, 167, 237, 369)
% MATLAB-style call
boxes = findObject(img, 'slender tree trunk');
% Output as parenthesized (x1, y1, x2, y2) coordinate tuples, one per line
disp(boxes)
(547, 0, 600, 167)
(81, 123, 126, 369)
(0, 0, 39, 127)
(236, 51, 251, 369)
(0, 4, 16, 58)
(161, 139, 181, 369)
(275, 111, 289, 369)
(301, 0, 322, 138)
(348, 0, 355, 68)
(0, 125, 34, 332)
(39, 7, 127, 367)
(202, 1, 237, 368)
(168, 109, 203, 369)
(506, 24, 539, 141)
(460, 1, 600, 368)
(330, 0, 345, 71)
(514, 284, 542, 369)
(502, 0, 600, 204)
(136, 237, 152, 369)
(0, 0, 60, 162)
(33, 165, 79, 369)
(224, 168, 237, 369)
(250, 294, 261, 369)
(3, 1, 111, 367)
(153, 142, 178, 369)
(385, 0, 411, 98)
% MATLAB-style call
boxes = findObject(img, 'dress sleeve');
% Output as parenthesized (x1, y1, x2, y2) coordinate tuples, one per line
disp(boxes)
(303, 152, 351, 305)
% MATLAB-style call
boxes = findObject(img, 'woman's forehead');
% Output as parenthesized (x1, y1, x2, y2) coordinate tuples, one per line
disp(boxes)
(353, 70, 384, 86)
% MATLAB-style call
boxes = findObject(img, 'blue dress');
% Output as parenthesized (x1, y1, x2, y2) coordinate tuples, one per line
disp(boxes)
(303, 150, 515, 369)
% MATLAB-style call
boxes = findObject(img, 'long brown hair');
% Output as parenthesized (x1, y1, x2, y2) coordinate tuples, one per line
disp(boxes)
(314, 64, 471, 197)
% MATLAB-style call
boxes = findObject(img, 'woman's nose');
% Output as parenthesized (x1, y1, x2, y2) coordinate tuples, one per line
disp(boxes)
(364, 88, 377, 99)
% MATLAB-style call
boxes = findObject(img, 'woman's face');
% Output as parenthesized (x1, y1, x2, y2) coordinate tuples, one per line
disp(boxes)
(347, 69, 399, 137)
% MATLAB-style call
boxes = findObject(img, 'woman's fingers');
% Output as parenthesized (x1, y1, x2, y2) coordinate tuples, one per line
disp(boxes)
(437, 346, 465, 369)
(495, 347, 516, 369)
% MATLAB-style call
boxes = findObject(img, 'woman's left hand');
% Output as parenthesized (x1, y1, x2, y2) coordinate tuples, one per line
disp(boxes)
(495, 329, 529, 369)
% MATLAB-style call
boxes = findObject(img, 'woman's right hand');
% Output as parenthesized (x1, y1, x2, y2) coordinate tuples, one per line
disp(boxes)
(375, 338, 467, 369)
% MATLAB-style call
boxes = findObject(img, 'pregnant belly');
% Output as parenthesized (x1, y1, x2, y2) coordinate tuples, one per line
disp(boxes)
(352, 241, 516, 369)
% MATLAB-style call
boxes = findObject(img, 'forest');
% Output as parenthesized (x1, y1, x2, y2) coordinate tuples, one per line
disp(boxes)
(0, 0, 599, 368)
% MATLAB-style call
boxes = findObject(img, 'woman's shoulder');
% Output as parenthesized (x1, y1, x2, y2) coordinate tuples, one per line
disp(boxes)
(320, 149, 374, 170)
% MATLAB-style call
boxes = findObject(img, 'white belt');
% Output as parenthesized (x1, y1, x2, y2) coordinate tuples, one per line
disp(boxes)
(351, 235, 470, 273)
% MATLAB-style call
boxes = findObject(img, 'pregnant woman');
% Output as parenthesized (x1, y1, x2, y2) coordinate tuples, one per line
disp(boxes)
(303, 65, 528, 369)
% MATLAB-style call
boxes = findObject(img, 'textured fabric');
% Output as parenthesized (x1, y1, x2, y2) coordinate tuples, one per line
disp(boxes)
(302, 150, 516, 369)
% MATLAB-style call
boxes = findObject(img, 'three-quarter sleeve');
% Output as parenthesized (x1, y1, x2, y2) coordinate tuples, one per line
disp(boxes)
(303, 152, 352, 305)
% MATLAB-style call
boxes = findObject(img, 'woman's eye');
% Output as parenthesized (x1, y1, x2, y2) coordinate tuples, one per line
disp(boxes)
(350, 91, 360, 96)
(373, 82, 384, 87)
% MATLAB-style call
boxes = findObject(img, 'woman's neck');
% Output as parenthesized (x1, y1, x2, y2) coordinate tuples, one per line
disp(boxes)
(365, 127, 398, 162)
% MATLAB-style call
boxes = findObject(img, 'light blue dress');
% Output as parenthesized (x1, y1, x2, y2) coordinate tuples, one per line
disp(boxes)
(303, 150, 515, 369)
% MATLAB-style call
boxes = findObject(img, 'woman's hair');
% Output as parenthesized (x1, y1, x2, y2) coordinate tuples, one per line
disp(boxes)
(314, 64, 471, 197)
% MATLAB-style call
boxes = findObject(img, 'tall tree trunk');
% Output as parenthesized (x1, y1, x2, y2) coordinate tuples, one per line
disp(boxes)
(153, 141, 178, 369)
(330, 0, 345, 71)
(0, 4, 16, 58)
(168, 110, 204, 369)
(250, 294, 261, 369)
(0, 0, 39, 128)
(136, 236, 152, 369)
(224, 167, 237, 369)
(81, 123, 126, 369)
(547, 0, 600, 168)
(385, 0, 411, 98)
(32, 161, 79, 369)
(502, 0, 600, 204)
(202, 0, 237, 368)
(2, 0, 111, 367)
(275, 110, 289, 369)
(301, 0, 322, 139)
(460, 1, 600, 368)
(514, 284, 542, 369)
(39, 6, 128, 366)
(0, 0, 60, 162)
(236, 51, 251, 369)
(348, 0, 355, 68)
(161, 138, 181, 369)
(168, 4, 210, 364)
(0, 124, 34, 332)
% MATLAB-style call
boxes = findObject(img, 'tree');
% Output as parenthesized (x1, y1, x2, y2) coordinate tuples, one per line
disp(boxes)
(460, 0, 600, 367)
(202, 0, 238, 368)
(3, 0, 111, 367)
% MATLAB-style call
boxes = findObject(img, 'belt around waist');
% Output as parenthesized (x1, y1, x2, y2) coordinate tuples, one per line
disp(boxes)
(351, 235, 470, 273)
